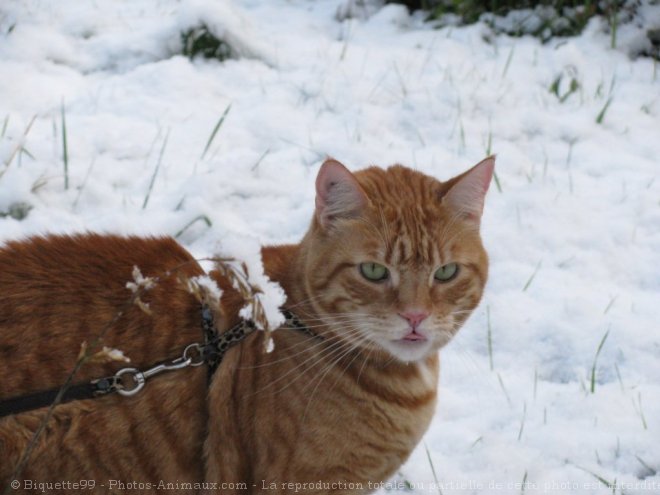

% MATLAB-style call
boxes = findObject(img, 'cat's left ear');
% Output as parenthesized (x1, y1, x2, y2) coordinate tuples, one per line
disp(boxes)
(315, 158, 368, 229)
(442, 156, 495, 223)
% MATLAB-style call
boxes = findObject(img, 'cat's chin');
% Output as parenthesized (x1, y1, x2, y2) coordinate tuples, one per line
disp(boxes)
(379, 338, 435, 363)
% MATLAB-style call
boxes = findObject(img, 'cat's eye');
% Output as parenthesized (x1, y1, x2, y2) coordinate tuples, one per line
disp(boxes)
(359, 262, 389, 282)
(434, 263, 459, 282)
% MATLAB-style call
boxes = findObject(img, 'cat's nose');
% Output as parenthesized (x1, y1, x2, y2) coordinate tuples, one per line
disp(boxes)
(398, 311, 429, 329)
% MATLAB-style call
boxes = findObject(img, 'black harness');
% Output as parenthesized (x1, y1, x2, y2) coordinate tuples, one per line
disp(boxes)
(0, 306, 313, 419)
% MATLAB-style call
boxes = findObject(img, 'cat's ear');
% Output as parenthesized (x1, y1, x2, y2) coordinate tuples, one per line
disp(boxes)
(442, 156, 495, 223)
(315, 158, 368, 228)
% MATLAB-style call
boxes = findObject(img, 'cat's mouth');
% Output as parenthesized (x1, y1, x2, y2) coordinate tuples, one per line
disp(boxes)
(371, 328, 434, 362)
(400, 330, 427, 342)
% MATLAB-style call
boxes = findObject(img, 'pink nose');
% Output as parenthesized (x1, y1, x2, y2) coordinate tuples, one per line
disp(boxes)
(399, 311, 429, 329)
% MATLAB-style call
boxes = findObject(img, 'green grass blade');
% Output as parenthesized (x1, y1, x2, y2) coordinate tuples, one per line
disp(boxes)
(72, 158, 96, 209)
(603, 295, 617, 314)
(517, 402, 527, 441)
(175, 215, 213, 239)
(610, 7, 618, 49)
(485, 126, 493, 156)
(633, 392, 648, 430)
(470, 436, 483, 449)
(1, 115, 8, 138)
(493, 170, 502, 193)
(61, 101, 69, 190)
(596, 97, 613, 124)
(20, 147, 35, 161)
(520, 470, 528, 494)
(590, 328, 610, 393)
(251, 148, 271, 172)
(424, 442, 443, 495)
(635, 455, 657, 476)
(573, 464, 614, 488)
(497, 372, 512, 406)
(142, 129, 170, 210)
(522, 260, 542, 292)
(502, 46, 515, 79)
(487, 305, 494, 371)
(201, 104, 231, 160)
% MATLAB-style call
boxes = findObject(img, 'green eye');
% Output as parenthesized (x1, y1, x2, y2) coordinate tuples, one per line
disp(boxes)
(359, 262, 389, 282)
(434, 263, 459, 282)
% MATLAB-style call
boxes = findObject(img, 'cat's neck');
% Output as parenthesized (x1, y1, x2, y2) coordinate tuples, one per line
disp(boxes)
(261, 243, 305, 305)
(261, 242, 317, 331)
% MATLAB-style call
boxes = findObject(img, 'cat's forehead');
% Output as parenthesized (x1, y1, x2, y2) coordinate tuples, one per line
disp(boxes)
(354, 165, 454, 266)
(355, 165, 445, 199)
(355, 165, 448, 220)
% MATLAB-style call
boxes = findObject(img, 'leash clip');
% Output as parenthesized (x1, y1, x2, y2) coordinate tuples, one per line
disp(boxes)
(113, 343, 204, 397)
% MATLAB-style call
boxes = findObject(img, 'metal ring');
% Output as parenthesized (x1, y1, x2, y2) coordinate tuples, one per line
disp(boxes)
(115, 368, 145, 397)
(183, 343, 205, 367)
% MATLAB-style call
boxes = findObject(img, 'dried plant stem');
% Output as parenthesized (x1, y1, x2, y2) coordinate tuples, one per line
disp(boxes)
(210, 256, 273, 349)
(1, 115, 37, 175)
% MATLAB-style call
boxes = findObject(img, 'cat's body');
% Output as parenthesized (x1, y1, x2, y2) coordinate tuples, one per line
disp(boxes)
(0, 157, 493, 493)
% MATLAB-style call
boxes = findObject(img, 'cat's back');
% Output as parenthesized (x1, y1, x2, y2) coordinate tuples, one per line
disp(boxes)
(0, 234, 205, 398)
(0, 234, 211, 484)
(0, 233, 195, 295)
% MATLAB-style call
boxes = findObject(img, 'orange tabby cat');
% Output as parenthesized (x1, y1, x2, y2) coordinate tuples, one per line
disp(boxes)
(0, 156, 493, 493)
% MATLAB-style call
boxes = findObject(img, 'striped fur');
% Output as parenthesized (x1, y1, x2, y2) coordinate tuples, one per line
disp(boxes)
(0, 158, 492, 493)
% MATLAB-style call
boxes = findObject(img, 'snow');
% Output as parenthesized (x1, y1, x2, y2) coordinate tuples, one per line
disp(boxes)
(1, 0, 658, 492)
(188, 274, 224, 308)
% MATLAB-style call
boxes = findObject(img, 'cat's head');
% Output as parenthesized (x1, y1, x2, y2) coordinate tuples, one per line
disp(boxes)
(300, 157, 494, 363)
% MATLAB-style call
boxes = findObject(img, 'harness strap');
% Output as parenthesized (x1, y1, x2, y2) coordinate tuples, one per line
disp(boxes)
(0, 306, 314, 419)
(0, 382, 103, 418)
(202, 306, 256, 374)
(282, 309, 317, 339)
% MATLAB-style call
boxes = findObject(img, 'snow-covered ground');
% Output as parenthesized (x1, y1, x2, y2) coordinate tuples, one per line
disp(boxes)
(1, 0, 658, 493)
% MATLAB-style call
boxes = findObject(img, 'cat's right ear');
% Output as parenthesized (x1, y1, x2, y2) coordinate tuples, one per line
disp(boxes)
(315, 158, 368, 229)
(442, 155, 495, 224)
